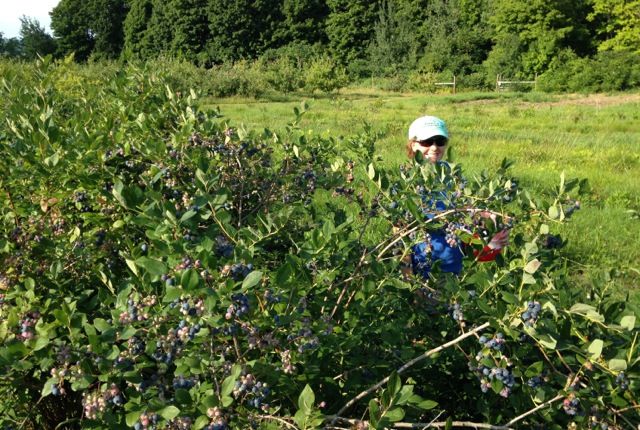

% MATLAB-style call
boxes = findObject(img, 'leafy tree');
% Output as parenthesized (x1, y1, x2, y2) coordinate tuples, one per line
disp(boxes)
(485, 0, 594, 76)
(415, 0, 492, 76)
(122, 0, 154, 59)
(367, 0, 419, 77)
(325, 0, 380, 65)
(142, 0, 174, 57)
(50, 0, 95, 61)
(589, 0, 640, 53)
(50, 0, 127, 61)
(206, 0, 282, 63)
(0, 32, 24, 58)
(166, 0, 210, 61)
(271, 0, 330, 47)
(19, 17, 57, 60)
(90, 0, 128, 60)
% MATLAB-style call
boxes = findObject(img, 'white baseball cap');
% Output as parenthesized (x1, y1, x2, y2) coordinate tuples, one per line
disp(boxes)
(408, 116, 449, 141)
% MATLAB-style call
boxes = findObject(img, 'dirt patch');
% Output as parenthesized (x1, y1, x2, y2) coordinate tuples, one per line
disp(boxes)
(457, 92, 640, 108)
(537, 93, 640, 107)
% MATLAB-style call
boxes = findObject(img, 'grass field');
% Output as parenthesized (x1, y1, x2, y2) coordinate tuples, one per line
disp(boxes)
(204, 90, 640, 299)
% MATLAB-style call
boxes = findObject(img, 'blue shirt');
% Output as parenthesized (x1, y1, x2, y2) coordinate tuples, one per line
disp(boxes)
(410, 162, 464, 278)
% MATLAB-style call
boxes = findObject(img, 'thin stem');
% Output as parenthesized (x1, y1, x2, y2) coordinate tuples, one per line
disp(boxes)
(255, 414, 298, 430)
(333, 322, 490, 420)
(505, 394, 563, 426)
(328, 416, 513, 429)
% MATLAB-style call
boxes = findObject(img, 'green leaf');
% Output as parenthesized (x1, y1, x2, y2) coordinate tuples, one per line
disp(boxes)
(368, 163, 376, 180)
(194, 416, 210, 430)
(181, 269, 200, 290)
(620, 315, 636, 330)
(587, 339, 603, 360)
(388, 372, 401, 397)
(163, 286, 182, 303)
(180, 210, 197, 223)
(522, 273, 537, 285)
(539, 224, 549, 235)
(136, 257, 167, 277)
(41, 378, 56, 397)
(159, 405, 180, 420)
(524, 259, 541, 274)
(501, 292, 517, 304)
(93, 318, 111, 332)
(417, 399, 438, 410)
(297, 384, 315, 413)
(126, 411, 143, 426)
(609, 359, 627, 371)
(120, 326, 136, 340)
(125, 258, 139, 277)
(33, 336, 49, 351)
(385, 408, 405, 422)
(242, 271, 262, 290)
(368, 399, 380, 427)
(537, 334, 557, 350)
(548, 205, 559, 219)
(221, 365, 241, 397)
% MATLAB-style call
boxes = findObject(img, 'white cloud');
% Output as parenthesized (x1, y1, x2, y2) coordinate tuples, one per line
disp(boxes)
(0, 0, 60, 39)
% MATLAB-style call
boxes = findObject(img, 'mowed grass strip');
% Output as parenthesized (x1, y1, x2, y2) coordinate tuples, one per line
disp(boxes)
(203, 91, 640, 298)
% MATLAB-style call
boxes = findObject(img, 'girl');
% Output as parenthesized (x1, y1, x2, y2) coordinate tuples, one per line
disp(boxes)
(405, 115, 509, 279)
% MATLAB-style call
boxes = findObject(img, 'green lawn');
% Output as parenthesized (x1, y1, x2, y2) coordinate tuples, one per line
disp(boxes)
(203, 90, 640, 299)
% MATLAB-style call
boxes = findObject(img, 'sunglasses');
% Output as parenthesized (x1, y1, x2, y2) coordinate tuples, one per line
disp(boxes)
(416, 137, 448, 147)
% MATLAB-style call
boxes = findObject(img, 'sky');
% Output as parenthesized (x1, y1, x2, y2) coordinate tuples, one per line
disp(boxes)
(0, 0, 60, 39)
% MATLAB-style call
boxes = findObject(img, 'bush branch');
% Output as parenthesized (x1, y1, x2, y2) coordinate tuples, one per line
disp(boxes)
(328, 415, 513, 429)
(505, 394, 563, 426)
(333, 322, 490, 420)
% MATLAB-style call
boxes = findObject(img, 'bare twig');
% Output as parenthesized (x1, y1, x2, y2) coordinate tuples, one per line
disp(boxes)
(255, 414, 298, 430)
(327, 416, 513, 429)
(505, 394, 563, 426)
(333, 322, 490, 420)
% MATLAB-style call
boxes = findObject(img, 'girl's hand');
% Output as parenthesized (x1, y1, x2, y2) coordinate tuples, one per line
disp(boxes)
(488, 229, 510, 250)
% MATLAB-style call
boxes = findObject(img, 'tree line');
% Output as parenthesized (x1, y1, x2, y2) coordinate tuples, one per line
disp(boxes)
(2, 0, 639, 82)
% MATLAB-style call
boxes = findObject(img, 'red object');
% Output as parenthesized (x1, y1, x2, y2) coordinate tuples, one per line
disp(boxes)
(474, 245, 501, 262)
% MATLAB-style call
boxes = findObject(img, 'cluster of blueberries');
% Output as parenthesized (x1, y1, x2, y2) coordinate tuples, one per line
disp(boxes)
(615, 371, 629, 391)
(133, 412, 160, 430)
(127, 336, 146, 355)
(444, 222, 461, 248)
(225, 294, 250, 320)
(478, 332, 506, 352)
(527, 375, 544, 389)
(18, 311, 39, 341)
(563, 394, 579, 415)
(232, 374, 270, 411)
(230, 263, 254, 281)
(215, 235, 234, 258)
(204, 407, 227, 430)
(119, 298, 150, 324)
(172, 375, 198, 390)
(450, 303, 464, 322)
(288, 327, 320, 354)
(82, 385, 124, 420)
(176, 318, 202, 342)
(521, 301, 542, 327)
(73, 191, 92, 213)
(542, 233, 563, 249)
(476, 365, 516, 397)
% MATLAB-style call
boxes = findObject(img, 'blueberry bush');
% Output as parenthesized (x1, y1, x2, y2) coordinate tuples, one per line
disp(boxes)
(0, 59, 638, 430)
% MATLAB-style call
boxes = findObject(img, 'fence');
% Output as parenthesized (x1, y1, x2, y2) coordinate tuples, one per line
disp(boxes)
(496, 74, 537, 91)
(435, 75, 456, 94)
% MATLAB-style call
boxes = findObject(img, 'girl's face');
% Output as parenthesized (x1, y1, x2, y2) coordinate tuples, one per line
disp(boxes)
(412, 136, 448, 163)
